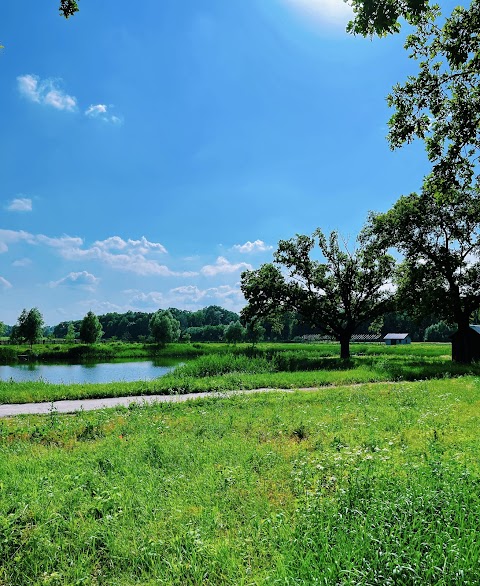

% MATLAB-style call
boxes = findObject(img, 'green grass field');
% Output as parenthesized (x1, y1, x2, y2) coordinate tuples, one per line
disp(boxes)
(1, 376, 480, 584)
(1, 342, 478, 405)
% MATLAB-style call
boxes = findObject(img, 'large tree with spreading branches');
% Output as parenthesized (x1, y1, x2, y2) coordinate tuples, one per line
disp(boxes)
(366, 183, 480, 363)
(241, 229, 395, 359)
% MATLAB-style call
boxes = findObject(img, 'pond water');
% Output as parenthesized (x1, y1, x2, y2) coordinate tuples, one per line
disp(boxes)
(0, 360, 179, 385)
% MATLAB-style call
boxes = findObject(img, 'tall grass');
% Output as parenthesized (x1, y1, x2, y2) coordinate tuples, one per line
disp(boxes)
(1, 378, 479, 584)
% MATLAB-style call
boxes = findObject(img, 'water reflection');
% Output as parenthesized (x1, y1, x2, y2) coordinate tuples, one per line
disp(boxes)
(0, 360, 178, 384)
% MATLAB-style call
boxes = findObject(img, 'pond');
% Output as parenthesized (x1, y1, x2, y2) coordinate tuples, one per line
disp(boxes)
(0, 360, 180, 385)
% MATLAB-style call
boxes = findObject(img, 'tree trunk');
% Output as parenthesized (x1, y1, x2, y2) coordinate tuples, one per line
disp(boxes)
(453, 320, 472, 364)
(339, 335, 350, 360)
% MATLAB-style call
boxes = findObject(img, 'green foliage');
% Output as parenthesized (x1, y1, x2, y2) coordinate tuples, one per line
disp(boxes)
(59, 0, 79, 18)
(65, 322, 76, 342)
(367, 186, 480, 362)
(14, 308, 44, 347)
(241, 228, 396, 359)
(351, 0, 480, 188)
(149, 310, 181, 345)
(171, 353, 272, 378)
(225, 321, 245, 344)
(52, 306, 240, 342)
(184, 324, 226, 342)
(0, 346, 18, 364)
(424, 320, 456, 342)
(79, 311, 103, 344)
(348, 0, 431, 37)
(245, 320, 266, 346)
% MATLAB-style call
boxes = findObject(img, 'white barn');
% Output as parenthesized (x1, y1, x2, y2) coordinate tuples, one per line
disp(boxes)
(383, 333, 411, 345)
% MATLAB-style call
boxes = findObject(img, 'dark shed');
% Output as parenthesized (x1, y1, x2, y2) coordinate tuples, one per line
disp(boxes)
(451, 325, 480, 362)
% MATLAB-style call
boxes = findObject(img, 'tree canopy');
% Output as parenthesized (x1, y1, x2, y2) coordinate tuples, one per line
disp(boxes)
(241, 229, 395, 359)
(225, 321, 245, 345)
(149, 310, 181, 345)
(14, 308, 44, 347)
(349, 1, 480, 189)
(79, 311, 103, 344)
(59, 0, 79, 18)
(348, 0, 430, 37)
(366, 184, 480, 361)
(424, 320, 455, 342)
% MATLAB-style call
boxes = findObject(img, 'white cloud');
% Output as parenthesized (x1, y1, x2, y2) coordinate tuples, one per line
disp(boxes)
(6, 198, 32, 212)
(0, 229, 192, 277)
(172, 284, 243, 302)
(379, 280, 397, 294)
(282, 0, 353, 26)
(85, 104, 107, 116)
(464, 252, 480, 267)
(49, 271, 100, 291)
(0, 229, 36, 253)
(85, 103, 123, 124)
(17, 75, 123, 123)
(78, 300, 126, 314)
(35, 234, 84, 250)
(0, 276, 12, 290)
(12, 258, 32, 267)
(17, 74, 40, 102)
(17, 74, 77, 111)
(128, 291, 165, 309)
(92, 236, 167, 255)
(127, 284, 246, 313)
(232, 239, 273, 254)
(201, 256, 252, 277)
(169, 284, 245, 312)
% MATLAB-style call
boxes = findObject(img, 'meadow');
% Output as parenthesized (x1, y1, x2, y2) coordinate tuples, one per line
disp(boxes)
(1, 375, 479, 584)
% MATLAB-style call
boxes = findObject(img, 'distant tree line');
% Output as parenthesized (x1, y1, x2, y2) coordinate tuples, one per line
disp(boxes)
(0, 304, 457, 347)
(51, 305, 242, 343)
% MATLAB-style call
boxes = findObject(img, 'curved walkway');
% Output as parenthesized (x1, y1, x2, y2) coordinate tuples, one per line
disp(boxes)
(0, 388, 304, 418)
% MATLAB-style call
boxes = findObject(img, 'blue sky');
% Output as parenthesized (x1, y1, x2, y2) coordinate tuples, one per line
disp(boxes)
(0, 0, 430, 325)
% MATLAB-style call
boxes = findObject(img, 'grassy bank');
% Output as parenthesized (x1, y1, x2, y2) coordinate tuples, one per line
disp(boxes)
(0, 341, 215, 365)
(0, 341, 452, 366)
(1, 343, 476, 405)
(1, 378, 479, 584)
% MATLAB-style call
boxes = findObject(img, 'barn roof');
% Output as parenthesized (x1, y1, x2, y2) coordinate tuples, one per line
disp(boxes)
(383, 333, 410, 340)
(469, 325, 480, 335)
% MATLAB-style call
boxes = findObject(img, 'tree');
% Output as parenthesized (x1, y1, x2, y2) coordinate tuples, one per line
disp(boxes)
(65, 322, 77, 342)
(59, 0, 79, 18)
(9, 325, 21, 344)
(366, 185, 480, 362)
(15, 307, 44, 347)
(245, 320, 266, 347)
(79, 311, 103, 344)
(424, 321, 455, 342)
(349, 0, 480, 190)
(0, 321, 5, 338)
(348, 0, 431, 37)
(184, 325, 226, 342)
(225, 321, 245, 344)
(241, 229, 395, 359)
(149, 310, 181, 345)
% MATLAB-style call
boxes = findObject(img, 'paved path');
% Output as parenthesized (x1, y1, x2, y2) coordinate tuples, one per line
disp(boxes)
(0, 388, 302, 418)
